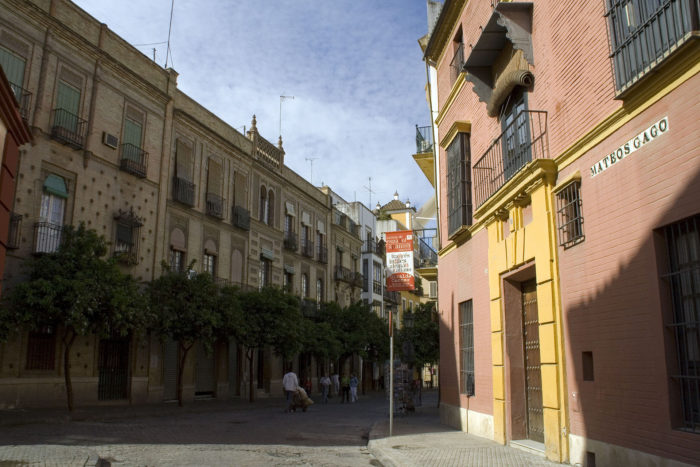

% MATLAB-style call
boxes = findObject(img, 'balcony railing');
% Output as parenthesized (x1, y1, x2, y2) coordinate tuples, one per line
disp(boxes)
(416, 125, 433, 154)
(362, 239, 385, 256)
(301, 239, 314, 258)
(33, 221, 63, 254)
(206, 193, 226, 219)
(51, 108, 87, 149)
(232, 205, 251, 231)
(284, 231, 298, 251)
(450, 42, 465, 86)
(607, 0, 699, 94)
(7, 213, 21, 249)
(172, 176, 195, 207)
(317, 245, 328, 263)
(417, 235, 438, 268)
(372, 280, 382, 295)
(335, 265, 354, 283)
(353, 272, 363, 288)
(473, 110, 548, 208)
(9, 82, 31, 121)
(120, 143, 148, 178)
(383, 289, 400, 304)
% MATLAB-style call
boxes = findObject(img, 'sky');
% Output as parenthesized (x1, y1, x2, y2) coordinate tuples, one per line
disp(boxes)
(73, 0, 435, 212)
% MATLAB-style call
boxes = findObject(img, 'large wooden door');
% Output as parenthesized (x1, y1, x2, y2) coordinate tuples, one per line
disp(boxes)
(98, 337, 130, 400)
(522, 280, 544, 443)
(196, 343, 216, 396)
(163, 339, 178, 401)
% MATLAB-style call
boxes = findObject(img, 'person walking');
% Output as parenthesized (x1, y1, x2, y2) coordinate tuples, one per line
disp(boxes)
(349, 374, 359, 403)
(319, 374, 331, 404)
(341, 374, 350, 403)
(282, 367, 299, 413)
(331, 372, 340, 397)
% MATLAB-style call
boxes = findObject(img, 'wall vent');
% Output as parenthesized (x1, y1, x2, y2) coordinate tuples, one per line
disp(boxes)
(102, 132, 119, 149)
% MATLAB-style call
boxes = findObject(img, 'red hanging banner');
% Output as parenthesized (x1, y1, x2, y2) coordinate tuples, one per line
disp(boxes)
(385, 230, 415, 292)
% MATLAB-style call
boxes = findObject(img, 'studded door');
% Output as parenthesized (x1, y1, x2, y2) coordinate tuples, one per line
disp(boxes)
(522, 280, 544, 443)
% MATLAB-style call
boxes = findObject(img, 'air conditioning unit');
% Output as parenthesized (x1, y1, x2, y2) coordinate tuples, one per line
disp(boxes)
(102, 132, 119, 149)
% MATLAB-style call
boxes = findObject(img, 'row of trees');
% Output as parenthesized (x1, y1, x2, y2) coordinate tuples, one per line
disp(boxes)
(0, 225, 407, 410)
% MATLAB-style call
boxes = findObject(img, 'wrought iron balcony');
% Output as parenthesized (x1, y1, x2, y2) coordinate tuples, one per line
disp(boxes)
(7, 213, 21, 249)
(33, 221, 63, 254)
(232, 205, 250, 231)
(335, 265, 354, 283)
(119, 143, 148, 178)
(284, 231, 298, 251)
(206, 193, 226, 219)
(473, 110, 548, 208)
(416, 235, 438, 268)
(373, 280, 382, 295)
(416, 125, 433, 154)
(317, 245, 328, 263)
(301, 239, 314, 258)
(363, 239, 385, 256)
(51, 108, 86, 149)
(173, 176, 195, 207)
(383, 289, 400, 304)
(9, 82, 31, 121)
(450, 42, 465, 86)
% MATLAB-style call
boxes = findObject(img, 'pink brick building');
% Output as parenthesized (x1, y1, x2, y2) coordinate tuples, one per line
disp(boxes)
(422, 0, 700, 464)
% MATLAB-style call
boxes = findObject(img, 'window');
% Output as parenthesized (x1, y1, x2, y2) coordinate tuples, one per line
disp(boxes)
(35, 175, 67, 253)
(316, 279, 323, 304)
(173, 139, 195, 206)
(120, 107, 147, 178)
(113, 209, 142, 264)
(205, 158, 224, 219)
(429, 281, 438, 299)
(556, 181, 585, 248)
(606, 0, 698, 94)
(301, 273, 309, 298)
(26, 326, 56, 370)
(259, 258, 271, 289)
(0, 44, 29, 117)
(170, 249, 184, 273)
(450, 27, 464, 86)
(203, 253, 216, 277)
(501, 89, 531, 181)
(267, 189, 275, 225)
(459, 300, 475, 396)
(446, 132, 472, 236)
(661, 214, 700, 431)
(283, 270, 293, 292)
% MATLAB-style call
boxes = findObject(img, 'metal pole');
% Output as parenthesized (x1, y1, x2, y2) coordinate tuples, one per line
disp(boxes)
(389, 312, 393, 437)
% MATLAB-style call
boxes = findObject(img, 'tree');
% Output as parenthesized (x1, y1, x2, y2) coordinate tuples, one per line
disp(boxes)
(397, 302, 439, 370)
(148, 264, 220, 407)
(235, 287, 302, 401)
(2, 224, 145, 411)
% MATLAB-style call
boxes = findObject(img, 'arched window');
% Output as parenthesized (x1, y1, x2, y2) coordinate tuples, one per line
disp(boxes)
(316, 278, 323, 304)
(301, 273, 308, 298)
(259, 185, 267, 222)
(267, 189, 274, 226)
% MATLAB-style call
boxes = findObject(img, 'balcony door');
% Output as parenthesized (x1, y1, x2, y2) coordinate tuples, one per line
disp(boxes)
(0, 45, 26, 98)
(37, 176, 66, 253)
(56, 80, 81, 133)
(501, 90, 531, 181)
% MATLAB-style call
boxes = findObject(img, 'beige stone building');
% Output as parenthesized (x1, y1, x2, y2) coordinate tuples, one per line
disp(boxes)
(0, 0, 332, 407)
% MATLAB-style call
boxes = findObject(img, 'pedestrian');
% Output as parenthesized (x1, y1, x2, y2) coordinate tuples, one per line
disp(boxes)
(304, 376, 312, 394)
(331, 372, 340, 396)
(341, 373, 350, 403)
(350, 373, 359, 403)
(320, 374, 331, 404)
(282, 367, 299, 413)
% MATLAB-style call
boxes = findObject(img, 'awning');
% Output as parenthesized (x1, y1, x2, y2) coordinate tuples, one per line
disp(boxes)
(284, 264, 295, 274)
(204, 238, 217, 255)
(43, 174, 68, 198)
(260, 248, 274, 261)
(317, 220, 326, 235)
(285, 201, 296, 216)
(301, 212, 311, 226)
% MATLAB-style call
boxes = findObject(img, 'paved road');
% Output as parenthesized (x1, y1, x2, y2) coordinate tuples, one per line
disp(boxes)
(0, 391, 389, 466)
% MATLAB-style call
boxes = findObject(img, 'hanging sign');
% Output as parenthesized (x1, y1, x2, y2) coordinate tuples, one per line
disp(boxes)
(386, 230, 415, 292)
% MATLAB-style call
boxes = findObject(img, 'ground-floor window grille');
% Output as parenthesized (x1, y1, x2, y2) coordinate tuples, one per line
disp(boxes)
(662, 213, 700, 432)
(459, 300, 475, 396)
(26, 326, 56, 370)
(556, 181, 584, 248)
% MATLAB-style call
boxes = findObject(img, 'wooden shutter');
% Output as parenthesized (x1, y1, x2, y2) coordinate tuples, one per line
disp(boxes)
(234, 172, 247, 208)
(175, 139, 193, 181)
(0, 45, 26, 86)
(57, 81, 81, 115)
(207, 158, 223, 196)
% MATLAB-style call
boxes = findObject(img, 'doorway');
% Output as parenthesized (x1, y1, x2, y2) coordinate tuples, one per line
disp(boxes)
(97, 336, 130, 401)
(522, 279, 543, 442)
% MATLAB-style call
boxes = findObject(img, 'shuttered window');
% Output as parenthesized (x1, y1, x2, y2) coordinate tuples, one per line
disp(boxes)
(447, 133, 472, 236)
(0, 45, 25, 87)
(175, 139, 193, 181)
(124, 117, 142, 148)
(207, 158, 223, 196)
(57, 81, 80, 115)
(234, 172, 247, 208)
(459, 300, 475, 396)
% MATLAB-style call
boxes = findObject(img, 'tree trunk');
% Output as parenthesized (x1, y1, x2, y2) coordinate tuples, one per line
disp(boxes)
(62, 327, 76, 412)
(247, 348, 255, 402)
(177, 341, 193, 407)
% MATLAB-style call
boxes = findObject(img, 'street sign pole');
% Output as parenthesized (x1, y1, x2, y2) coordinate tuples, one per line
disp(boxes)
(389, 310, 393, 437)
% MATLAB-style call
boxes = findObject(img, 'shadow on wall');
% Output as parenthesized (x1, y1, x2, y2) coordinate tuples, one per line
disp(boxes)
(565, 164, 700, 467)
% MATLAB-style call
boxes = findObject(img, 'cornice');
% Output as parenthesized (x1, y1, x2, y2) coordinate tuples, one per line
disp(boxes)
(424, 0, 467, 65)
(440, 120, 471, 148)
(173, 108, 253, 159)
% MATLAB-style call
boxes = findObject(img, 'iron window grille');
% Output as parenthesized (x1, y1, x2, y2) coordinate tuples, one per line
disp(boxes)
(459, 300, 475, 396)
(173, 176, 195, 206)
(662, 213, 700, 432)
(113, 209, 143, 264)
(450, 42, 465, 86)
(170, 249, 184, 273)
(605, 0, 699, 95)
(26, 326, 56, 370)
(556, 181, 585, 248)
(447, 133, 472, 237)
(7, 213, 21, 249)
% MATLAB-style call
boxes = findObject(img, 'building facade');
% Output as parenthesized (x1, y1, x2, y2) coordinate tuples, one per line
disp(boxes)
(425, 0, 700, 465)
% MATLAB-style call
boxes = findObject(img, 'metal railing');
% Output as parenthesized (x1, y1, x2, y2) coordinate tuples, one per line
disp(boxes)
(450, 42, 465, 86)
(363, 239, 385, 256)
(120, 143, 148, 178)
(301, 239, 314, 258)
(206, 193, 226, 219)
(33, 221, 63, 254)
(335, 265, 354, 283)
(232, 205, 250, 231)
(607, 0, 699, 94)
(416, 125, 433, 154)
(51, 108, 87, 149)
(353, 272, 363, 288)
(7, 213, 21, 249)
(373, 280, 382, 295)
(383, 289, 400, 304)
(284, 231, 298, 251)
(417, 235, 438, 267)
(9, 82, 31, 121)
(317, 245, 328, 263)
(473, 110, 549, 208)
(172, 176, 195, 207)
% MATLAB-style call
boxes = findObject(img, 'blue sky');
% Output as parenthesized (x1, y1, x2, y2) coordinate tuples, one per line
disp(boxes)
(74, 0, 435, 211)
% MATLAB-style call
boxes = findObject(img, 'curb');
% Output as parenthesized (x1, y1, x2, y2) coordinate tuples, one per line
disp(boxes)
(367, 420, 398, 467)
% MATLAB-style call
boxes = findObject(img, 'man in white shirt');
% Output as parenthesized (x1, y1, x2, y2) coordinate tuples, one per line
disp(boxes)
(282, 368, 299, 413)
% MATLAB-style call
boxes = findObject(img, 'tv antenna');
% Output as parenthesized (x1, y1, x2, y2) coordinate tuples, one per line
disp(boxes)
(363, 177, 376, 208)
(305, 157, 318, 184)
(279, 95, 295, 137)
(164, 0, 175, 68)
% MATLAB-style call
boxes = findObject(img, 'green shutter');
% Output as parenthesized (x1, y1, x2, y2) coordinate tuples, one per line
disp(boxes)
(0, 46, 25, 87)
(123, 118, 142, 148)
(57, 81, 80, 115)
(43, 174, 68, 198)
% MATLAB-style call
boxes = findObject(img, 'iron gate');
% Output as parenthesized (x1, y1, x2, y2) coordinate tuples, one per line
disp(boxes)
(522, 280, 544, 443)
(195, 344, 215, 396)
(163, 339, 178, 401)
(98, 336, 130, 400)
